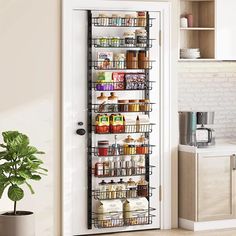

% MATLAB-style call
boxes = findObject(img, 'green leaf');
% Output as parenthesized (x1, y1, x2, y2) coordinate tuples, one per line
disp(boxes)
(10, 176, 25, 185)
(31, 175, 41, 181)
(18, 169, 32, 179)
(25, 182, 35, 194)
(2, 131, 20, 145)
(8, 185, 24, 202)
(0, 151, 7, 158)
(39, 167, 48, 172)
(36, 151, 45, 154)
(0, 182, 10, 199)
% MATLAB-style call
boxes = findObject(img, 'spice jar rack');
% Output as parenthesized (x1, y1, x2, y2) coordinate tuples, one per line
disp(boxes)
(87, 10, 156, 230)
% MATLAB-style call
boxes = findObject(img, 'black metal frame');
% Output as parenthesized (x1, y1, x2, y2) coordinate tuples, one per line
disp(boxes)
(87, 10, 155, 230)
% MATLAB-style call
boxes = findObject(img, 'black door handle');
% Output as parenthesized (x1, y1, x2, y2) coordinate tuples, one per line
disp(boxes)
(76, 129, 86, 136)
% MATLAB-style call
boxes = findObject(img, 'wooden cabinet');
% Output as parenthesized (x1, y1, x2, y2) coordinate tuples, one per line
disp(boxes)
(179, 149, 236, 222)
(216, 0, 236, 60)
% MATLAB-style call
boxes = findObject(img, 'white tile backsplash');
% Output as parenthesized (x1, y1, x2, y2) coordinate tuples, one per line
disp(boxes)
(178, 67, 236, 139)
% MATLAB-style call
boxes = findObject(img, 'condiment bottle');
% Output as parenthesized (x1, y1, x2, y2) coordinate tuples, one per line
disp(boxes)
(111, 135, 120, 156)
(114, 156, 121, 176)
(137, 177, 148, 197)
(138, 156, 146, 175)
(95, 158, 104, 177)
(109, 157, 115, 176)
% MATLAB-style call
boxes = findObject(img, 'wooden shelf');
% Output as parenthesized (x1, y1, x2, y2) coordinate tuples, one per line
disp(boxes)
(180, 27, 215, 31)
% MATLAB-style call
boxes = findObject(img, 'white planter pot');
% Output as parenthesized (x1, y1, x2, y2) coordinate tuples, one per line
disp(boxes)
(0, 211, 35, 236)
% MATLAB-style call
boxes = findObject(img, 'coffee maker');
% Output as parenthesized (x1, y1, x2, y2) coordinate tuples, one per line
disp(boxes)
(179, 111, 215, 148)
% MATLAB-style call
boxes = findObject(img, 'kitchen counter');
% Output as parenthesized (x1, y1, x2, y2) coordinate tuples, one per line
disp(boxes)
(179, 140, 236, 154)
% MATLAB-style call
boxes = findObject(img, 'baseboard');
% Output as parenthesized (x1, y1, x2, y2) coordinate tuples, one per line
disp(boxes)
(179, 218, 236, 231)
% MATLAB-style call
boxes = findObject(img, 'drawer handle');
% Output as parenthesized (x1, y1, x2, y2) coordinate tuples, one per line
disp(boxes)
(232, 154, 236, 171)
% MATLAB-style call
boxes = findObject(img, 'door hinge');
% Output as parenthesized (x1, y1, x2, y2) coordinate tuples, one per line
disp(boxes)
(159, 185, 162, 201)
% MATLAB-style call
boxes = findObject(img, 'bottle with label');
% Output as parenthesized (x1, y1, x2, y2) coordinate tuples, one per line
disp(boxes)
(99, 180, 107, 200)
(114, 156, 121, 176)
(95, 158, 104, 177)
(135, 29, 147, 47)
(123, 31, 135, 47)
(137, 11, 147, 27)
(109, 156, 115, 176)
(103, 157, 110, 176)
(131, 156, 139, 174)
(136, 115, 141, 133)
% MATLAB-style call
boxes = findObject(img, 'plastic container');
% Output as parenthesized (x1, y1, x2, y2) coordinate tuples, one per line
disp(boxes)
(137, 178, 148, 197)
(98, 140, 109, 156)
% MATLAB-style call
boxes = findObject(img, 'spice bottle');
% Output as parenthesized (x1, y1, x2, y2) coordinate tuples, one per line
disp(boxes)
(98, 14, 109, 26)
(136, 116, 141, 133)
(139, 99, 150, 112)
(131, 156, 139, 175)
(107, 180, 117, 199)
(99, 180, 107, 200)
(137, 177, 148, 197)
(109, 157, 115, 176)
(117, 178, 126, 199)
(95, 158, 104, 177)
(114, 156, 121, 176)
(111, 135, 120, 156)
(126, 159, 132, 176)
(103, 157, 110, 176)
(127, 178, 137, 198)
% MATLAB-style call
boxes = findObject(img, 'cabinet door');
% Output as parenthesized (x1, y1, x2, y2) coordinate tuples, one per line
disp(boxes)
(216, 0, 236, 60)
(197, 153, 236, 221)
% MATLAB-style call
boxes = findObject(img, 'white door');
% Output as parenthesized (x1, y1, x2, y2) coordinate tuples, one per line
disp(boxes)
(216, 0, 236, 60)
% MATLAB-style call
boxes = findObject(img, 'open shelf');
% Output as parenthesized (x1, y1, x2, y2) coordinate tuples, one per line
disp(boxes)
(179, 0, 215, 60)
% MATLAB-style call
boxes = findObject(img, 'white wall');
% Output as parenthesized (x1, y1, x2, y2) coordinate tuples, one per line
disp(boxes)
(0, 0, 60, 235)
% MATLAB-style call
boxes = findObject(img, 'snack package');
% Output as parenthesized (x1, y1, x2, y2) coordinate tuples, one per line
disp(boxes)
(112, 72, 125, 90)
(125, 73, 146, 90)
(97, 52, 113, 69)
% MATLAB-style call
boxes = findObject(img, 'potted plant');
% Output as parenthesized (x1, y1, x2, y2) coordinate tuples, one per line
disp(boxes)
(0, 131, 47, 236)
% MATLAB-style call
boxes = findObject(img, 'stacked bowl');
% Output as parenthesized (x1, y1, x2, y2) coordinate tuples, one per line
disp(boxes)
(180, 48, 201, 59)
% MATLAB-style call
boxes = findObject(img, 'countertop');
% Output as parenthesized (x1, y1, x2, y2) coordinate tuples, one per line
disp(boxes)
(179, 140, 236, 154)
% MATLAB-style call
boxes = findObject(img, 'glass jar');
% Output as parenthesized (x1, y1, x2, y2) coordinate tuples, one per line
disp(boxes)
(123, 31, 135, 47)
(107, 180, 117, 199)
(108, 92, 118, 112)
(118, 99, 129, 112)
(137, 11, 147, 27)
(124, 14, 135, 26)
(136, 135, 149, 155)
(123, 135, 136, 155)
(139, 99, 150, 112)
(98, 14, 109, 26)
(99, 180, 107, 200)
(97, 140, 109, 156)
(116, 179, 126, 198)
(126, 50, 138, 69)
(111, 37, 120, 47)
(126, 178, 137, 198)
(135, 29, 147, 47)
(114, 54, 125, 69)
(96, 92, 108, 112)
(137, 177, 148, 197)
(138, 50, 149, 69)
(128, 99, 139, 112)
(111, 14, 122, 26)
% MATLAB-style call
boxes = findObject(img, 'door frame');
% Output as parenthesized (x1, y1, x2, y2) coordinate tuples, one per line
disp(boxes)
(62, 1, 172, 235)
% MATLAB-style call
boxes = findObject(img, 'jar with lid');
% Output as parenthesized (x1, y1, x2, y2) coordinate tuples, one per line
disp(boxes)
(97, 140, 109, 156)
(107, 180, 117, 199)
(139, 99, 150, 112)
(99, 37, 108, 47)
(137, 177, 148, 197)
(136, 135, 149, 155)
(123, 31, 135, 47)
(108, 92, 118, 112)
(99, 180, 107, 200)
(126, 50, 138, 69)
(109, 157, 115, 176)
(138, 156, 146, 175)
(95, 158, 104, 177)
(126, 159, 132, 176)
(111, 14, 122, 26)
(135, 29, 147, 47)
(123, 135, 136, 155)
(114, 54, 125, 69)
(124, 14, 135, 26)
(114, 156, 121, 176)
(128, 99, 139, 112)
(138, 50, 149, 69)
(131, 156, 139, 175)
(97, 92, 108, 112)
(137, 11, 147, 27)
(126, 178, 137, 198)
(118, 99, 129, 112)
(98, 14, 109, 26)
(116, 179, 126, 198)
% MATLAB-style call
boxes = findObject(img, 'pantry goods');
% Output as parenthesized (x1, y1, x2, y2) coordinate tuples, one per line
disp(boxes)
(97, 52, 113, 69)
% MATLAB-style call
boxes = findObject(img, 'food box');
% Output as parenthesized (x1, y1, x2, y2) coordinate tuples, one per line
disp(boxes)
(125, 73, 146, 90)
(112, 72, 125, 90)
(96, 200, 123, 228)
(95, 114, 109, 134)
(110, 114, 124, 133)
(123, 198, 149, 225)
(97, 52, 113, 69)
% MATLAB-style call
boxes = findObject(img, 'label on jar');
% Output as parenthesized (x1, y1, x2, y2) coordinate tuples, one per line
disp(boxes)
(125, 37, 135, 45)
(137, 35, 147, 44)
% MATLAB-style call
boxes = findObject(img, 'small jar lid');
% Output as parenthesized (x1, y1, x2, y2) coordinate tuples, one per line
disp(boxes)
(118, 99, 129, 103)
(129, 99, 139, 103)
(123, 135, 135, 143)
